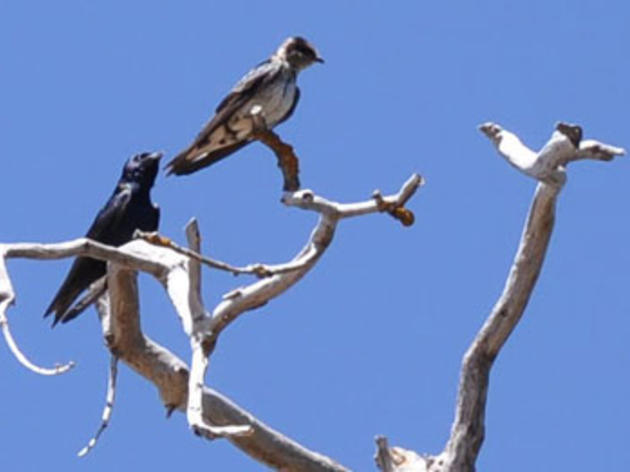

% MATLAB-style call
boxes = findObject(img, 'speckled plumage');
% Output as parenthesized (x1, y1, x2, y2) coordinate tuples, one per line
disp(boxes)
(166, 36, 323, 176)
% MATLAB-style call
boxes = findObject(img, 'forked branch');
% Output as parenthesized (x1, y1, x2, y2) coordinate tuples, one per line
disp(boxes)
(376, 123, 625, 472)
(1, 174, 422, 471)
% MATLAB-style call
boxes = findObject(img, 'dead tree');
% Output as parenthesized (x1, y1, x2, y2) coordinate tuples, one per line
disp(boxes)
(0, 123, 623, 471)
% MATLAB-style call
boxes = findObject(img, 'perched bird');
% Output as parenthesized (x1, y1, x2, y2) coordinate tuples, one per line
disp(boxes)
(166, 36, 323, 176)
(45, 152, 161, 325)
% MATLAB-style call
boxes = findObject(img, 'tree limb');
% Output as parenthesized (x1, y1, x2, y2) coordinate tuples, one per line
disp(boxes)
(0, 248, 75, 375)
(135, 230, 308, 278)
(478, 121, 624, 185)
(205, 173, 423, 340)
(440, 182, 559, 471)
(99, 238, 351, 471)
(1, 175, 422, 470)
(253, 128, 301, 191)
(377, 124, 625, 472)
(77, 354, 119, 457)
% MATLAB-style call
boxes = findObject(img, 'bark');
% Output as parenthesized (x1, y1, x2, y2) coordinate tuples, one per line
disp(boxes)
(1, 175, 422, 471)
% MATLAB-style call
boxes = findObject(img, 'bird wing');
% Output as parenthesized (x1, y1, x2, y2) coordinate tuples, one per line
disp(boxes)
(166, 60, 283, 175)
(86, 183, 133, 244)
(44, 185, 133, 325)
(149, 204, 160, 232)
(277, 86, 300, 125)
(215, 59, 278, 115)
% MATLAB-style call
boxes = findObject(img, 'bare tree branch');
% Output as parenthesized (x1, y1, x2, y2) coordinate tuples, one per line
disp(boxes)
(77, 355, 119, 457)
(2, 239, 169, 278)
(440, 182, 559, 472)
(575, 139, 626, 161)
(0, 248, 75, 375)
(166, 219, 253, 439)
(253, 128, 301, 191)
(1, 173, 422, 469)
(377, 124, 625, 472)
(135, 230, 308, 278)
(99, 250, 350, 471)
(478, 121, 624, 185)
(205, 174, 423, 340)
(4, 117, 621, 471)
(375, 436, 428, 472)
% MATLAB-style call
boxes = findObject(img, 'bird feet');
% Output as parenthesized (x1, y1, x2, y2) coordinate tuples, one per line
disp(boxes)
(134, 230, 172, 247)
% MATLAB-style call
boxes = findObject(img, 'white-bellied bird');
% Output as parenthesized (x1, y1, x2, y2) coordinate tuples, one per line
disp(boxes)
(166, 36, 323, 176)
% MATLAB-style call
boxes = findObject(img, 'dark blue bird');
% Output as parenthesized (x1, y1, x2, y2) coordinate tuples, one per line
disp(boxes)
(165, 36, 323, 175)
(45, 152, 161, 325)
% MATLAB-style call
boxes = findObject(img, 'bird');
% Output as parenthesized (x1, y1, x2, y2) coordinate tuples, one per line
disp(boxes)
(165, 36, 323, 176)
(44, 152, 161, 326)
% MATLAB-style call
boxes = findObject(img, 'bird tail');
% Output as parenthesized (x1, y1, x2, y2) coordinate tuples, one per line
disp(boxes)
(44, 257, 104, 326)
(44, 282, 84, 327)
(56, 278, 107, 325)
(165, 140, 250, 176)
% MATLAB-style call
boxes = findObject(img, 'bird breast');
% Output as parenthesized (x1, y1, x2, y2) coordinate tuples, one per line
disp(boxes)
(246, 70, 297, 128)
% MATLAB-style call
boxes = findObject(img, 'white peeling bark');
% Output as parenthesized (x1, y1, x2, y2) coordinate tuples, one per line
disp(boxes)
(376, 123, 625, 472)
(101, 255, 349, 470)
(8, 119, 618, 471)
(478, 121, 624, 185)
(0, 250, 75, 374)
(439, 181, 558, 472)
(1, 175, 422, 470)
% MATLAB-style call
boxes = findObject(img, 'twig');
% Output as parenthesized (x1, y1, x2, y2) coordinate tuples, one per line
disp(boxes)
(134, 230, 308, 278)
(478, 121, 625, 184)
(375, 436, 397, 472)
(575, 139, 626, 162)
(1, 239, 168, 278)
(77, 355, 119, 457)
(188, 334, 253, 439)
(0, 311, 75, 376)
(253, 128, 300, 191)
(0, 238, 168, 375)
(0, 250, 74, 375)
(281, 173, 423, 223)
(174, 219, 252, 439)
(375, 436, 428, 472)
(206, 174, 424, 340)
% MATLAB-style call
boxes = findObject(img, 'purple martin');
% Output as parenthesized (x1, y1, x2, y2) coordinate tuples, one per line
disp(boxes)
(45, 152, 161, 326)
(165, 36, 323, 176)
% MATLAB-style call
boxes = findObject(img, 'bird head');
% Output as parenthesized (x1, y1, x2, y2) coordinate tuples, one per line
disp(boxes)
(276, 36, 324, 71)
(121, 151, 162, 187)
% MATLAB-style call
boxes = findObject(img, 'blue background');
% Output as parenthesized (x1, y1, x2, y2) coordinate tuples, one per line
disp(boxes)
(1, 1, 628, 470)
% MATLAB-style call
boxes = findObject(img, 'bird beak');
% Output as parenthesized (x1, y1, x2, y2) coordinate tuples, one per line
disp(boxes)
(315, 56, 325, 64)
(148, 151, 163, 161)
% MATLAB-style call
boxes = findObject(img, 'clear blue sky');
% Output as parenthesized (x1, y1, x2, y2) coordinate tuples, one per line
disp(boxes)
(1, 1, 629, 470)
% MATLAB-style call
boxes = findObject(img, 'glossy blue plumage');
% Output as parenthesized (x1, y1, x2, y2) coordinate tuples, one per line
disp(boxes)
(45, 152, 161, 325)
